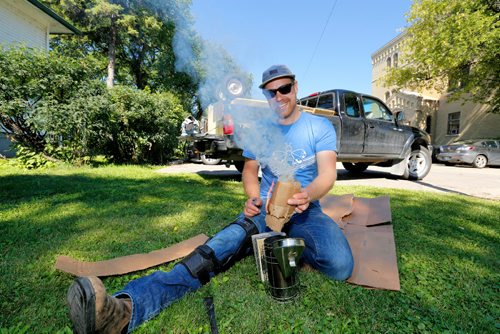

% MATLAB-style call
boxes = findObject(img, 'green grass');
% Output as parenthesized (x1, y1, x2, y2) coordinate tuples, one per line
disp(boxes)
(0, 161, 498, 333)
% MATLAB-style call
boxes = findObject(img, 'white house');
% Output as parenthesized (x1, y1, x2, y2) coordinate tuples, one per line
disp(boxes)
(0, 0, 78, 157)
(0, 0, 78, 50)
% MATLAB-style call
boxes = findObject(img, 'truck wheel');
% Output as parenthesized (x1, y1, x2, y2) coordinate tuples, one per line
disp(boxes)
(342, 162, 369, 173)
(403, 145, 431, 180)
(472, 155, 487, 168)
(234, 161, 245, 173)
(201, 154, 222, 165)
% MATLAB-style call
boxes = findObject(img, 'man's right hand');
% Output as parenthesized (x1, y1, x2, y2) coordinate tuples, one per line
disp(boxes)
(244, 197, 262, 217)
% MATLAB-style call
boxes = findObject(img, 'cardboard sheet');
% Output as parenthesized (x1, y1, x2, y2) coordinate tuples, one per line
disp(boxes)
(341, 196, 392, 227)
(319, 194, 354, 229)
(320, 194, 400, 291)
(55, 234, 208, 277)
(344, 224, 400, 291)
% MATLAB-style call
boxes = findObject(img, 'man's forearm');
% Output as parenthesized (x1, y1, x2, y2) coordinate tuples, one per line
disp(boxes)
(304, 169, 336, 201)
(303, 150, 337, 201)
(243, 177, 260, 199)
(242, 159, 260, 199)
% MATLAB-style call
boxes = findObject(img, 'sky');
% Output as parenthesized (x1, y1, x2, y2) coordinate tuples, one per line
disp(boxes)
(190, 0, 412, 99)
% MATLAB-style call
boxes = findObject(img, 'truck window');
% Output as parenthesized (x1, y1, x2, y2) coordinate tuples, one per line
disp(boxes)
(306, 97, 318, 108)
(343, 93, 360, 118)
(362, 97, 393, 121)
(317, 93, 335, 110)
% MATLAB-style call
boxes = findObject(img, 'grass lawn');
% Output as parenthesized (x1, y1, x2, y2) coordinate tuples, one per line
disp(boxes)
(0, 161, 498, 333)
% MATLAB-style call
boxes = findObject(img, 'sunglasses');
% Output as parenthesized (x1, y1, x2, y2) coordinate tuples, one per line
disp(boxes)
(262, 82, 295, 99)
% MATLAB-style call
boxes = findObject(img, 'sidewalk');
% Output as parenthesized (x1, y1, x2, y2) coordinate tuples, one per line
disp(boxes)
(157, 162, 500, 201)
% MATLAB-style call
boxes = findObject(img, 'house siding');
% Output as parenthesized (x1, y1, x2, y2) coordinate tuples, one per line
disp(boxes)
(0, 1, 48, 50)
(0, 0, 72, 157)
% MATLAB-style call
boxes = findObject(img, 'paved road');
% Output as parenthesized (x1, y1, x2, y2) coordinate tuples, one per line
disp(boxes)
(157, 162, 500, 201)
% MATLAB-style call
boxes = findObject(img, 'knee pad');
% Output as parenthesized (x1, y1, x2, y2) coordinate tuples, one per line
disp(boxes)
(232, 216, 259, 247)
(218, 217, 259, 269)
(180, 244, 219, 285)
(180, 217, 259, 284)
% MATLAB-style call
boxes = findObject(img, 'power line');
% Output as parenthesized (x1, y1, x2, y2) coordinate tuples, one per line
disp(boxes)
(302, 0, 339, 81)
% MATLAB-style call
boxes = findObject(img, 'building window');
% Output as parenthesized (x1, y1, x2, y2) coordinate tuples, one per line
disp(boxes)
(447, 112, 461, 135)
(425, 115, 432, 134)
(385, 91, 391, 102)
(448, 64, 470, 92)
(393, 53, 398, 68)
(386, 57, 391, 68)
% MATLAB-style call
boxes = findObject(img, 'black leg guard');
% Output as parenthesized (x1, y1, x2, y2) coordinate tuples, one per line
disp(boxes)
(231, 217, 259, 251)
(180, 217, 259, 284)
(180, 244, 219, 285)
(218, 217, 259, 271)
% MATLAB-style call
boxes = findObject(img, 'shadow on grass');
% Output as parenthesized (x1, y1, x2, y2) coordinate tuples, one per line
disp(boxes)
(0, 171, 244, 255)
(0, 170, 498, 332)
(336, 168, 399, 181)
(0, 169, 247, 329)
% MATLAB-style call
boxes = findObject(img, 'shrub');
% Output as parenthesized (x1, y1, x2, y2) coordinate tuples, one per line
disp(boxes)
(0, 46, 186, 165)
(0, 46, 105, 157)
(33, 80, 113, 163)
(105, 86, 185, 164)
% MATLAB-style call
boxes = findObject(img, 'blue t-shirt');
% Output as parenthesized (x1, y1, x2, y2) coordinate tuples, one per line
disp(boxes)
(243, 112, 337, 199)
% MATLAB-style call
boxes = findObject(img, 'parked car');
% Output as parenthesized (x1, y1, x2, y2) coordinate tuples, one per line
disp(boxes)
(436, 139, 500, 168)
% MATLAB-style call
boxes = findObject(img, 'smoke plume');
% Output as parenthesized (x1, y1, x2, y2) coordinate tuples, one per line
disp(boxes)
(144, 0, 295, 179)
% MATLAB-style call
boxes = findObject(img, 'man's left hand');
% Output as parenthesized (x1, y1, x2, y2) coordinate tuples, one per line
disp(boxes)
(288, 190, 311, 213)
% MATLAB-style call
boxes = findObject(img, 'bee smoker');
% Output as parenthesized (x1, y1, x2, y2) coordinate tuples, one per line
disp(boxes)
(263, 236, 305, 302)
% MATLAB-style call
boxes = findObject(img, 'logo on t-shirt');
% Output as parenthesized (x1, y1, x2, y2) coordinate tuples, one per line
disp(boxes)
(267, 144, 316, 176)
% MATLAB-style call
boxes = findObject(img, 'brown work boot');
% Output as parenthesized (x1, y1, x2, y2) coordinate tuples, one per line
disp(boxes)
(67, 276, 131, 334)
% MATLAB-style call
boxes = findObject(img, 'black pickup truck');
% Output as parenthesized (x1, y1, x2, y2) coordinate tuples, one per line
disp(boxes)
(187, 89, 432, 180)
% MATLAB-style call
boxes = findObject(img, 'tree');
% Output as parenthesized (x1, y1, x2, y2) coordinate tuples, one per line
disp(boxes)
(85, 0, 124, 88)
(47, 0, 133, 88)
(0, 46, 109, 161)
(385, 0, 500, 113)
(46, 1, 252, 110)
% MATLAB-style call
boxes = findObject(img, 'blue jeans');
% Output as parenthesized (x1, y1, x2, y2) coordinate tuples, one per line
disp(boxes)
(115, 201, 353, 332)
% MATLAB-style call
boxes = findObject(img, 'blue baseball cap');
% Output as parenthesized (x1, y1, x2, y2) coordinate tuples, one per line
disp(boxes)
(259, 64, 295, 89)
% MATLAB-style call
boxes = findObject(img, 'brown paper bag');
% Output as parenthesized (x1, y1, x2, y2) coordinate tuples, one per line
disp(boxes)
(266, 180, 301, 231)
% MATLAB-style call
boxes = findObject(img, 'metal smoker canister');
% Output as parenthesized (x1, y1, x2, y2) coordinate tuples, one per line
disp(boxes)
(264, 236, 305, 302)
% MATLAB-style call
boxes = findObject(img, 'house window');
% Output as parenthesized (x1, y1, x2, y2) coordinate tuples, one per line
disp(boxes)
(393, 53, 398, 68)
(385, 91, 391, 102)
(425, 116, 432, 134)
(448, 64, 470, 91)
(386, 57, 391, 68)
(447, 112, 461, 135)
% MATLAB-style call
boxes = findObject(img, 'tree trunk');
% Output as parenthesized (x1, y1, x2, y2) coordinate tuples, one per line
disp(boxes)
(107, 15, 117, 88)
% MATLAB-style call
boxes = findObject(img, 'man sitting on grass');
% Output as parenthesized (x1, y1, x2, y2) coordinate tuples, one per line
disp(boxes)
(66, 64, 354, 333)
